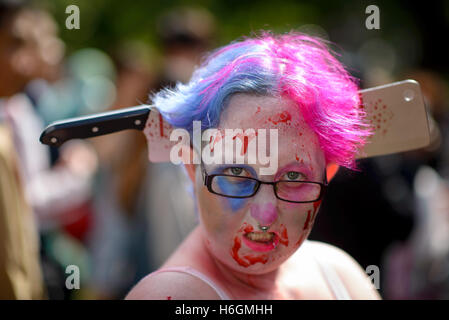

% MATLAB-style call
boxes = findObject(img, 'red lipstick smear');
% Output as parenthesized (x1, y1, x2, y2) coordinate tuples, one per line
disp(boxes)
(279, 224, 289, 246)
(303, 210, 311, 230)
(242, 233, 279, 252)
(295, 154, 300, 161)
(267, 111, 292, 125)
(231, 233, 270, 268)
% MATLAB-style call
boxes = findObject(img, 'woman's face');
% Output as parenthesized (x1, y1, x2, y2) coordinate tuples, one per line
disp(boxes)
(193, 93, 326, 274)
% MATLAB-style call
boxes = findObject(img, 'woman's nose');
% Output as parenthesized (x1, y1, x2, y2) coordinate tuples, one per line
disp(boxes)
(250, 185, 278, 226)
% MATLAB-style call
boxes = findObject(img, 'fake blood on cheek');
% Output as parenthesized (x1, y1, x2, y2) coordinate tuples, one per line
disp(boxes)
(279, 224, 289, 246)
(303, 201, 321, 244)
(244, 225, 254, 233)
(312, 200, 321, 219)
(231, 236, 251, 267)
(303, 210, 311, 230)
(295, 201, 321, 247)
(238, 222, 254, 233)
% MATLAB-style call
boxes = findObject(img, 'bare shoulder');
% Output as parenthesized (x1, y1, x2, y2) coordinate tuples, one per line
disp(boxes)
(306, 240, 382, 300)
(125, 269, 222, 300)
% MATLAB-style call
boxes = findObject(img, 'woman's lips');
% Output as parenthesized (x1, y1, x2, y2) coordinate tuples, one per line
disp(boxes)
(242, 231, 279, 252)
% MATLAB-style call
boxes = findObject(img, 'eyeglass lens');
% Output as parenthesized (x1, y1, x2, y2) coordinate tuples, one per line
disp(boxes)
(211, 175, 321, 202)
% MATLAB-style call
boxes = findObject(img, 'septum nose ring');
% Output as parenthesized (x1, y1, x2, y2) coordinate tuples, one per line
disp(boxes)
(259, 225, 269, 232)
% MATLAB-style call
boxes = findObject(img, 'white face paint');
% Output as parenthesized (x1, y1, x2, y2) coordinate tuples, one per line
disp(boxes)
(194, 93, 326, 274)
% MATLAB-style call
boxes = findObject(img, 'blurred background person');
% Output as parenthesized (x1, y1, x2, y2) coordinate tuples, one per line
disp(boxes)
(84, 41, 158, 299)
(381, 71, 449, 299)
(0, 95, 44, 299)
(0, 0, 98, 299)
(142, 6, 216, 272)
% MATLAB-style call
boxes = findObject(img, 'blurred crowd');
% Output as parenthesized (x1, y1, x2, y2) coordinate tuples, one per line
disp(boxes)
(1, 0, 449, 299)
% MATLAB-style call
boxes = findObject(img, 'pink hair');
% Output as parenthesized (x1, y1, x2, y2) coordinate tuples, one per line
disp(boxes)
(153, 31, 373, 168)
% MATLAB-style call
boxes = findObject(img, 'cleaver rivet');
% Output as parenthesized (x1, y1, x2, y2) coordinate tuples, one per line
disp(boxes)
(403, 89, 414, 102)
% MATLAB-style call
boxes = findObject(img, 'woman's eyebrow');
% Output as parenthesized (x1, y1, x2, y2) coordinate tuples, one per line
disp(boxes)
(275, 161, 314, 179)
(208, 164, 258, 176)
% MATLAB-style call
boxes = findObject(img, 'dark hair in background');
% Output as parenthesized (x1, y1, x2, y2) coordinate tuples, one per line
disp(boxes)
(156, 6, 216, 48)
(0, 0, 28, 27)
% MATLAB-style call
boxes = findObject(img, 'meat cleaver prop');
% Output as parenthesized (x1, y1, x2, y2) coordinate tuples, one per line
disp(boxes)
(40, 80, 431, 161)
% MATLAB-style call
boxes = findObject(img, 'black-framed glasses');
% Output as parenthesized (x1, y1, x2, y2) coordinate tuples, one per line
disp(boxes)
(201, 164, 328, 204)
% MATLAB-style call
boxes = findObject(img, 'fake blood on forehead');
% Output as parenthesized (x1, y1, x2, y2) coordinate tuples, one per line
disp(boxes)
(233, 132, 257, 156)
(267, 111, 292, 125)
(209, 131, 224, 153)
(294, 154, 305, 164)
(209, 130, 257, 156)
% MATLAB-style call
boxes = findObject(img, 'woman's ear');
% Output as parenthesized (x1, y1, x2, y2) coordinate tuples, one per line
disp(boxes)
(326, 162, 340, 182)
